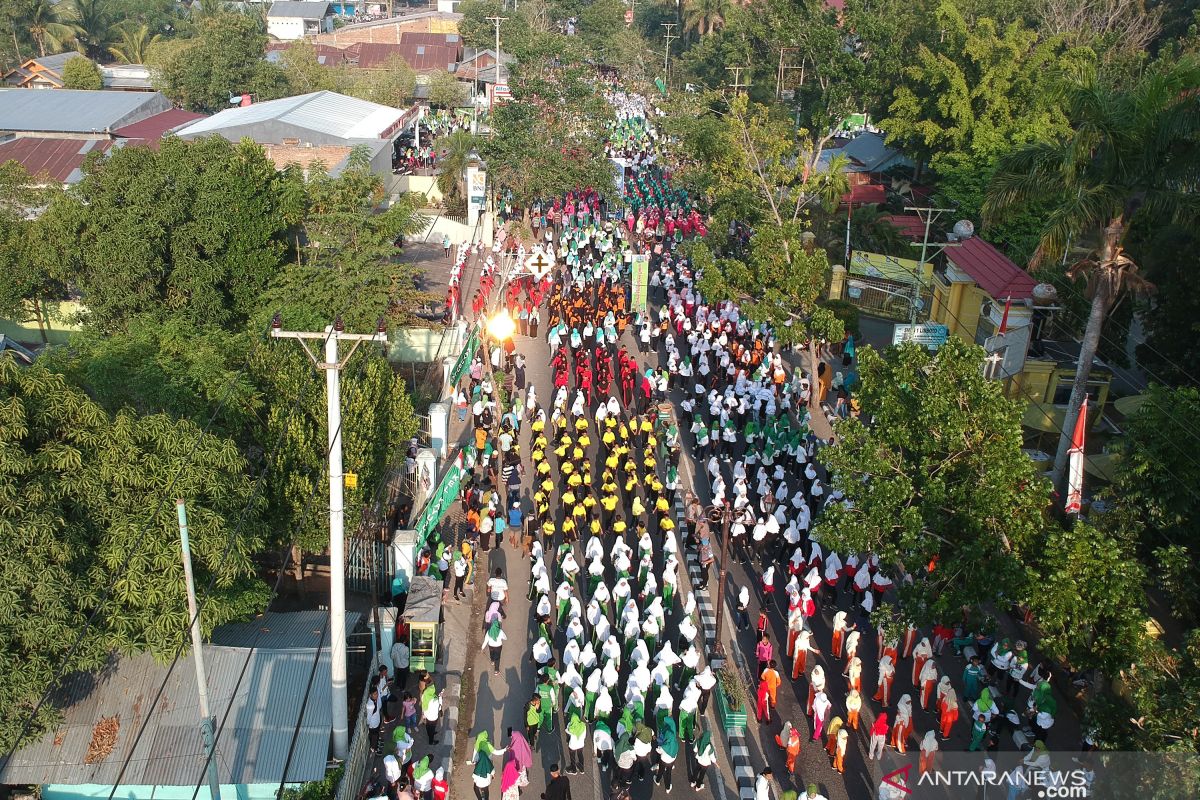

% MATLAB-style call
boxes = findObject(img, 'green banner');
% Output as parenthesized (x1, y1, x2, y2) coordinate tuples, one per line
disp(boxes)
(630, 253, 650, 314)
(414, 448, 470, 548)
(449, 328, 480, 386)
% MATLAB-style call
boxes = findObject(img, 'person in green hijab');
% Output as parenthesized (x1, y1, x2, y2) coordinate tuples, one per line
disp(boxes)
(614, 729, 635, 785)
(689, 729, 716, 789)
(566, 711, 587, 774)
(411, 755, 433, 796)
(974, 686, 997, 722)
(654, 717, 680, 791)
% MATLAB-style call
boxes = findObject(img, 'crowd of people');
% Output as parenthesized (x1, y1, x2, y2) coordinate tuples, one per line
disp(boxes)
(403, 77, 1070, 800)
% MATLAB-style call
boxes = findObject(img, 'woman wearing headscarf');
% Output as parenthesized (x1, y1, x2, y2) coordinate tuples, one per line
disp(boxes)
(411, 756, 433, 800)
(919, 730, 939, 775)
(481, 619, 507, 675)
(823, 715, 844, 760)
(973, 686, 997, 723)
(689, 729, 716, 789)
(654, 716, 680, 791)
(614, 729, 636, 786)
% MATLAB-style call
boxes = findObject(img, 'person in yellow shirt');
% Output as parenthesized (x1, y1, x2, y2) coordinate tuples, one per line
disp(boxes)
(578, 431, 592, 450)
(605, 452, 620, 471)
(562, 460, 575, 476)
(655, 495, 670, 514)
(574, 416, 589, 434)
(631, 494, 645, 519)
(612, 516, 627, 538)
(562, 516, 577, 542)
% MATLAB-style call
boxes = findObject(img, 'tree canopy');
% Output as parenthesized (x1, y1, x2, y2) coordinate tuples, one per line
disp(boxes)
(816, 338, 1048, 623)
(0, 355, 269, 751)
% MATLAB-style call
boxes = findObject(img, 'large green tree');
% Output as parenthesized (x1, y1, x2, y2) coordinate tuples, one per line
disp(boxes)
(984, 56, 1200, 507)
(815, 337, 1047, 622)
(147, 11, 287, 111)
(0, 355, 268, 751)
(259, 150, 430, 333)
(689, 95, 847, 363)
(39, 136, 293, 334)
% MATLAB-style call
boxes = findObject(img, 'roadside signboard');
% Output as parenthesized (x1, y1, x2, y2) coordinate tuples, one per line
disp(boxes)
(892, 323, 949, 350)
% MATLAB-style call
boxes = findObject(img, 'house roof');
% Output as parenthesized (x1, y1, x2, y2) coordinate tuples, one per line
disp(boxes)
(266, 41, 349, 65)
(839, 131, 911, 172)
(100, 64, 153, 91)
(268, 1, 334, 18)
(841, 183, 886, 206)
(946, 235, 1038, 301)
(401, 31, 462, 51)
(172, 90, 404, 141)
(0, 611, 361, 788)
(0, 89, 172, 134)
(0, 137, 112, 184)
(32, 52, 83, 73)
(880, 214, 927, 240)
(350, 41, 458, 71)
(113, 108, 205, 141)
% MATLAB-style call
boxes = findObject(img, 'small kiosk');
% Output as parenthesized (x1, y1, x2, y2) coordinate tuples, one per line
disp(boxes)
(402, 575, 443, 673)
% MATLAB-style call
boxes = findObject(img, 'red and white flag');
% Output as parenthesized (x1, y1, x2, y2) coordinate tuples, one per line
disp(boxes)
(1065, 397, 1088, 515)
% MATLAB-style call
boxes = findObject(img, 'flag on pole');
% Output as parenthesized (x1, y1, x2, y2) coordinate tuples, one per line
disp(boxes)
(998, 297, 1012, 335)
(1065, 397, 1088, 515)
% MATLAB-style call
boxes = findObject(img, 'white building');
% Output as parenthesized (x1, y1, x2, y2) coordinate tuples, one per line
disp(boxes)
(266, 1, 335, 41)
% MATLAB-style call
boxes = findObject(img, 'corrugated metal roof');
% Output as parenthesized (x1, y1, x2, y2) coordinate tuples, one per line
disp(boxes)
(946, 235, 1037, 301)
(173, 91, 404, 141)
(33, 52, 83, 72)
(0, 137, 112, 183)
(0, 89, 172, 134)
(210, 610, 359, 650)
(268, 1, 333, 18)
(0, 614, 347, 787)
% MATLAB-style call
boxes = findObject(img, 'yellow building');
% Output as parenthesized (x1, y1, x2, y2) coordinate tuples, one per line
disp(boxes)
(832, 215, 1112, 428)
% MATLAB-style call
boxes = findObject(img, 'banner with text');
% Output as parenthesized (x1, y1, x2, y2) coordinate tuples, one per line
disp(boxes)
(630, 253, 650, 313)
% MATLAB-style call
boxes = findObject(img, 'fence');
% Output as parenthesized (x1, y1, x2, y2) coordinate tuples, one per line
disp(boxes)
(335, 651, 380, 800)
(844, 274, 934, 322)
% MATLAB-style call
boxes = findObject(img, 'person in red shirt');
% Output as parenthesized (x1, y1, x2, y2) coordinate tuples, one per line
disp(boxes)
(869, 712, 889, 761)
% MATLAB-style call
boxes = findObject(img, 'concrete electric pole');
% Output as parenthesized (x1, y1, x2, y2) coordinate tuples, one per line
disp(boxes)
(177, 500, 221, 800)
(270, 315, 388, 760)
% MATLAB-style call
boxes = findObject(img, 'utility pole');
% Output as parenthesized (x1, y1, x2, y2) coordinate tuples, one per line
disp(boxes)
(661, 23, 678, 88)
(904, 205, 959, 324)
(725, 65, 750, 96)
(270, 315, 388, 760)
(485, 15, 507, 136)
(177, 500, 221, 800)
(776, 47, 802, 101)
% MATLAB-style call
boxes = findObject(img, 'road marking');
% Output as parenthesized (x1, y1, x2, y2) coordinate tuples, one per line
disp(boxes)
(731, 745, 750, 759)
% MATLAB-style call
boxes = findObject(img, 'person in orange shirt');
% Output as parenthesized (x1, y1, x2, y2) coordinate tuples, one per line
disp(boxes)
(919, 731, 939, 774)
(774, 721, 802, 775)
(761, 660, 783, 709)
(845, 688, 862, 730)
(937, 678, 959, 740)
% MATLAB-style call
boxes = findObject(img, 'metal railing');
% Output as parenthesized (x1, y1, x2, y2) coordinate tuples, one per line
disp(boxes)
(845, 274, 933, 322)
(335, 651, 380, 800)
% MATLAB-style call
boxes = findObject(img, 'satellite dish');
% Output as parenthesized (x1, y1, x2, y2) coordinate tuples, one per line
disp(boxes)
(1032, 283, 1058, 305)
(952, 219, 975, 239)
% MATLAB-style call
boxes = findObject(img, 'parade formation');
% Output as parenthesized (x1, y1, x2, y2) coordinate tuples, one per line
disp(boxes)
(386, 85, 1072, 800)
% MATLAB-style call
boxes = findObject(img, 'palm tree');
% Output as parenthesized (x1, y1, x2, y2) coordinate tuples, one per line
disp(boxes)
(435, 131, 478, 215)
(51, 0, 119, 62)
(27, 0, 59, 57)
(984, 57, 1200, 508)
(108, 23, 161, 65)
(682, 0, 731, 37)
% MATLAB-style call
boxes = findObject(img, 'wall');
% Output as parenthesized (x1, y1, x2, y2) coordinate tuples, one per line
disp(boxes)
(0, 300, 84, 346)
(392, 173, 442, 203)
(316, 13, 461, 46)
(266, 18, 306, 41)
(389, 324, 467, 363)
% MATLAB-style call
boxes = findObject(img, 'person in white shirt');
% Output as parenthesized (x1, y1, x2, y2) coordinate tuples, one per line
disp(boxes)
(755, 767, 774, 800)
(487, 568, 509, 607)
(389, 639, 410, 691)
(481, 620, 507, 675)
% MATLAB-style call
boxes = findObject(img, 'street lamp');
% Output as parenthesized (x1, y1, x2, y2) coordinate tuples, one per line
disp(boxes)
(695, 498, 757, 660)
(486, 307, 516, 342)
(847, 279, 925, 324)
